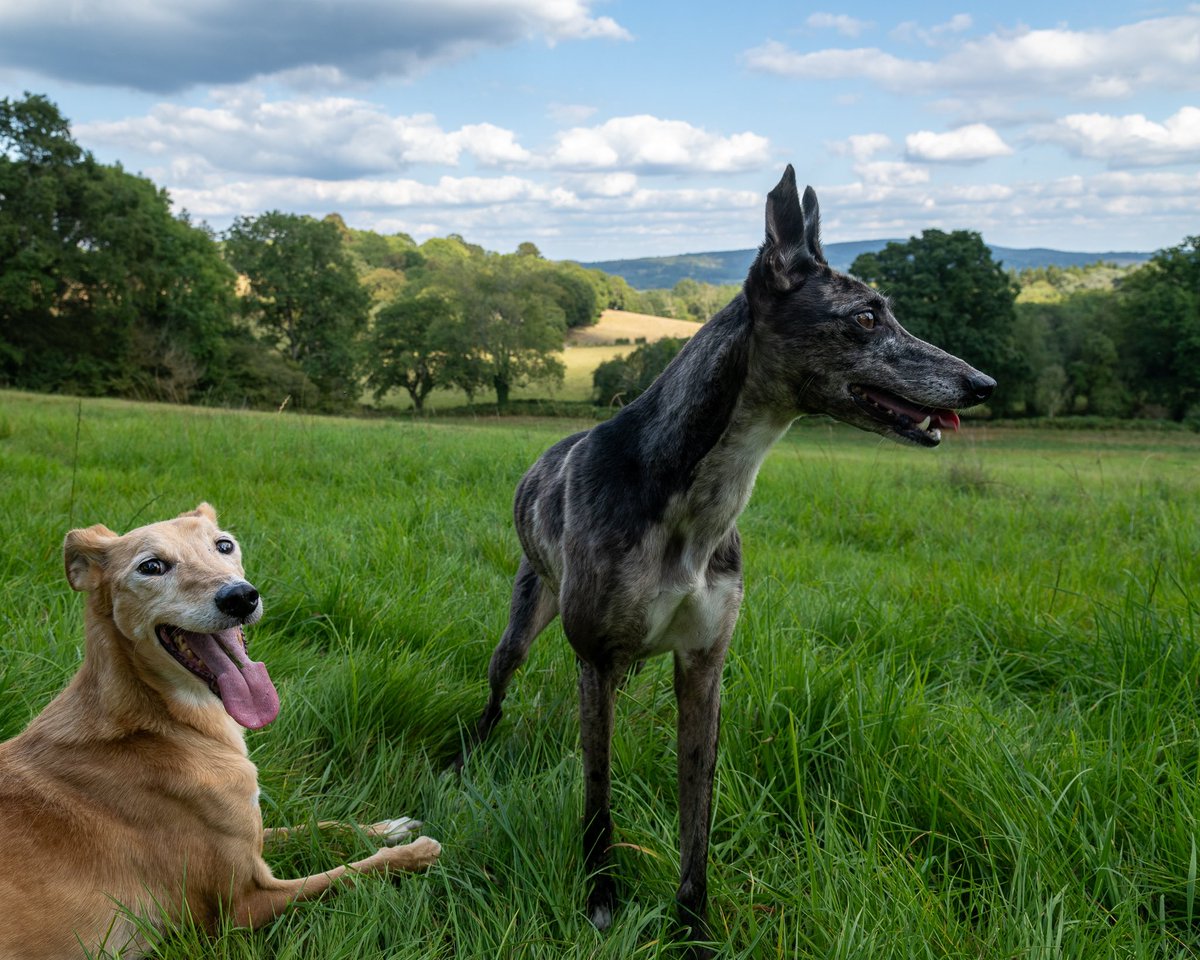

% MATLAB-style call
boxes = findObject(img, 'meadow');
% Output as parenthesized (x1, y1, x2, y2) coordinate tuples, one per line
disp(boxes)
(1, 389, 1198, 959)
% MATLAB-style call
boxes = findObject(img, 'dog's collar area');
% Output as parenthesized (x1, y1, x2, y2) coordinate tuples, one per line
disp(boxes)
(849, 384, 960, 447)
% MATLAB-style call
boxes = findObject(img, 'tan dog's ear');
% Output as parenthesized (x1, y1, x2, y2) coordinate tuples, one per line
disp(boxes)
(179, 502, 218, 523)
(64, 524, 119, 592)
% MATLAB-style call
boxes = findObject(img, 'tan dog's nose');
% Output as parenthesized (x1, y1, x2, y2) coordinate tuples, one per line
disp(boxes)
(215, 581, 259, 620)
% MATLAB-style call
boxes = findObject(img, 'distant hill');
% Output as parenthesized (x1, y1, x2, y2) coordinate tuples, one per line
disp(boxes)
(581, 242, 1153, 289)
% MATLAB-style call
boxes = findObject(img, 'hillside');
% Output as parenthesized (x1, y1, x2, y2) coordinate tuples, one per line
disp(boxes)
(581, 242, 1153, 289)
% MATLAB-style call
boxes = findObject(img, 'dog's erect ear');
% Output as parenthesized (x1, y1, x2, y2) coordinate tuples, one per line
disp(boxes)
(178, 502, 218, 523)
(800, 185, 826, 266)
(64, 524, 119, 592)
(763, 165, 827, 290)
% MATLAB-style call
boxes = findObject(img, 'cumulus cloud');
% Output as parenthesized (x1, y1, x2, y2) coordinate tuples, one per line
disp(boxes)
(1029, 106, 1200, 167)
(745, 13, 1200, 100)
(830, 132, 893, 161)
(0, 0, 630, 92)
(905, 124, 1014, 162)
(547, 115, 772, 173)
(806, 13, 873, 37)
(77, 94, 532, 179)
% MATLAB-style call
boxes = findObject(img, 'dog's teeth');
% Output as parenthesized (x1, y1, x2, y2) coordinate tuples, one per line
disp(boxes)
(918, 416, 931, 431)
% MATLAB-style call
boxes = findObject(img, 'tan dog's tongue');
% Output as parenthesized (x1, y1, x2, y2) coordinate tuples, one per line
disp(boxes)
(185, 628, 280, 729)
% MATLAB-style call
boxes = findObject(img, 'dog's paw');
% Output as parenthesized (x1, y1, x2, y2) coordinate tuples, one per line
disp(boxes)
(365, 817, 422, 845)
(389, 835, 441, 870)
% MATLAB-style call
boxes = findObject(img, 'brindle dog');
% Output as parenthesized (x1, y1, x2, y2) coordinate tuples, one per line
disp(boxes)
(456, 165, 995, 956)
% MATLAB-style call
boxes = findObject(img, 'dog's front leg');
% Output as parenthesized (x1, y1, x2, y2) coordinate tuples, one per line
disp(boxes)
(578, 659, 618, 930)
(674, 638, 729, 960)
(230, 836, 441, 927)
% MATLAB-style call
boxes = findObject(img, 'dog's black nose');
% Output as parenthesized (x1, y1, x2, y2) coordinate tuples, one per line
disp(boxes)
(215, 581, 260, 620)
(965, 371, 996, 403)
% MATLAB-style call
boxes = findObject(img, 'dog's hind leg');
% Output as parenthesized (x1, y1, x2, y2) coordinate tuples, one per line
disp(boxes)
(454, 555, 558, 769)
(673, 640, 729, 960)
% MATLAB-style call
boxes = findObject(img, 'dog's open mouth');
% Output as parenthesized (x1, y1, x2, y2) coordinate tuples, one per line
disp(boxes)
(156, 625, 280, 729)
(850, 385, 961, 447)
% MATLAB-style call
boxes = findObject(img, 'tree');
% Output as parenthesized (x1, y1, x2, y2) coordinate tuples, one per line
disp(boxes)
(430, 254, 567, 407)
(593, 337, 689, 406)
(1117, 237, 1200, 420)
(0, 93, 237, 398)
(365, 290, 458, 411)
(224, 212, 370, 406)
(851, 230, 1020, 409)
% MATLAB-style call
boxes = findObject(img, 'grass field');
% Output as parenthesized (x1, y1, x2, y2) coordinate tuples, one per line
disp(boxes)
(1, 389, 1199, 959)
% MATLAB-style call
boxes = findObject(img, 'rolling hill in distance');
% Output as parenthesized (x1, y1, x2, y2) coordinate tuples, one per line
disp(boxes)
(580, 241, 1153, 289)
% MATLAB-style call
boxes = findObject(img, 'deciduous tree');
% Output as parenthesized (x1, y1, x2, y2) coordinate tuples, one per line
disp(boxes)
(224, 212, 370, 406)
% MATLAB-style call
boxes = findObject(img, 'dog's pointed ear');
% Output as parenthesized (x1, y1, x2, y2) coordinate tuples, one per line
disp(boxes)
(801, 185, 827, 266)
(762, 165, 825, 290)
(64, 524, 119, 592)
(179, 502, 217, 523)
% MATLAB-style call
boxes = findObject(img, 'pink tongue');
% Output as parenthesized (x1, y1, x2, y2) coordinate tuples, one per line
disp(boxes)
(184, 628, 280, 729)
(864, 389, 960, 432)
(932, 410, 961, 431)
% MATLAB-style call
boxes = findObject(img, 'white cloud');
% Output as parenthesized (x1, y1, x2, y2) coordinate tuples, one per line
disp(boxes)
(77, 95, 531, 178)
(891, 13, 973, 46)
(1030, 106, 1200, 167)
(0, 0, 630, 91)
(547, 115, 771, 173)
(830, 133, 893, 161)
(854, 161, 930, 187)
(745, 13, 1200, 100)
(806, 13, 872, 37)
(905, 124, 1014, 162)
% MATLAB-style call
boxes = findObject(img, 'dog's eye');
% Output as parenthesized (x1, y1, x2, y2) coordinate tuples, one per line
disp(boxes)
(854, 310, 876, 329)
(138, 558, 168, 576)
(216, 538, 235, 555)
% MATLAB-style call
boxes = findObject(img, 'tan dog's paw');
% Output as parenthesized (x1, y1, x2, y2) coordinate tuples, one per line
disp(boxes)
(387, 835, 441, 871)
(365, 817, 421, 845)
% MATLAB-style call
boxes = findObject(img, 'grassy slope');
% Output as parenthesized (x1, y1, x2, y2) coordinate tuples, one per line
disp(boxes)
(1, 391, 1199, 959)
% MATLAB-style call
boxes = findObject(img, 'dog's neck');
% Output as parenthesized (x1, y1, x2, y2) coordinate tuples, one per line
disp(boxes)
(26, 592, 246, 751)
(626, 293, 794, 550)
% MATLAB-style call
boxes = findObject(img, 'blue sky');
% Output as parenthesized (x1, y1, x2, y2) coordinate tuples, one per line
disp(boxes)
(2, 1, 1198, 260)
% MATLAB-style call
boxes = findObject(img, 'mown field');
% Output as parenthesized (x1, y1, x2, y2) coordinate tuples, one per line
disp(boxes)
(1, 390, 1199, 959)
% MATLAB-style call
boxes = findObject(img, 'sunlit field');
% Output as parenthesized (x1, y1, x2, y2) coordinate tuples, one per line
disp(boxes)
(1, 390, 1198, 958)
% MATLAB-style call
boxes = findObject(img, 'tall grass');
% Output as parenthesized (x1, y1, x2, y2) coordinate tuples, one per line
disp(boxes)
(1, 390, 1198, 958)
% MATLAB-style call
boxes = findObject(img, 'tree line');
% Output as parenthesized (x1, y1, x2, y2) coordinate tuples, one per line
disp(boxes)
(3, 93, 1197, 424)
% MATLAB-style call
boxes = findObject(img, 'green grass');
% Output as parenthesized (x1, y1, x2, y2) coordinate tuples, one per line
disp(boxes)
(2, 389, 1199, 959)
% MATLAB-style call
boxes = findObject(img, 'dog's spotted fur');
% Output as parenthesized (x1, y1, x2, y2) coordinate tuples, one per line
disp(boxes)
(456, 166, 995, 956)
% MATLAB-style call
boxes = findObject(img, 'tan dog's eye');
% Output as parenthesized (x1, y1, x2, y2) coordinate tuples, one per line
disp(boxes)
(216, 539, 235, 555)
(854, 310, 876, 329)
(138, 558, 168, 576)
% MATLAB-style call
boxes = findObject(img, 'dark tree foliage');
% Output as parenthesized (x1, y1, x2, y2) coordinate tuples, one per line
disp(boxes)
(851, 230, 1021, 409)
(365, 290, 458, 411)
(1117, 237, 1200, 420)
(433, 255, 567, 407)
(593, 336, 689, 406)
(0, 93, 237, 400)
(224, 211, 370, 407)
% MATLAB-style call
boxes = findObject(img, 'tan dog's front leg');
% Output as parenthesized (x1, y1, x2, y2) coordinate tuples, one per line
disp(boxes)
(233, 836, 442, 927)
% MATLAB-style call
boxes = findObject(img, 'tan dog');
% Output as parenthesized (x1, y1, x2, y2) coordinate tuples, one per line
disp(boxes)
(0, 504, 439, 959)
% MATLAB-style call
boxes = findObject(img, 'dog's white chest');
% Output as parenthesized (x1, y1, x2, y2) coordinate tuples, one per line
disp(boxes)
(641, 576, 741, 656)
